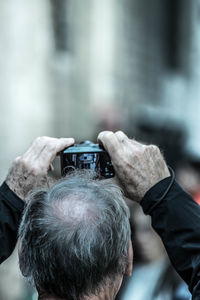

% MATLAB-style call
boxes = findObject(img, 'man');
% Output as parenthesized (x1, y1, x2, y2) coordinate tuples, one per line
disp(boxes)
(18, 171, 133, 300)
(0, 136, 74, 263)
(1, 131, 200, 298)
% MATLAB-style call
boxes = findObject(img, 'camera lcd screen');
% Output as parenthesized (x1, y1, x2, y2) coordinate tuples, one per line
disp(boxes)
(60, 143, 114, 178)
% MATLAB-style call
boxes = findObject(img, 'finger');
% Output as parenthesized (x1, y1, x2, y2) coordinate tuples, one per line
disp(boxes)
(97, 131, 122, 160)
(49, 163, 54, 172)
(54, 138, 75, 153)
(129, 137, 146, 150)
(27, 137, 74, 156)
(115, 131, 144, 156)
(97, 131, 113, 146)
(115, 131, 129, 143)
(35, 138, 75, 167)
(23, 137, 74, 171)
(23, 136, 51, 158)
(115, 131, 145, 151)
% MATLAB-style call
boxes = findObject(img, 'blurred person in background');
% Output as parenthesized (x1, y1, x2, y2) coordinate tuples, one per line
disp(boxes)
(176, 160, 200, 205)
(116, 204, 191, 300)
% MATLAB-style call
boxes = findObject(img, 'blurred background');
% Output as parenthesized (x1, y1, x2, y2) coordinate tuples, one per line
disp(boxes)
(1, 0, 200, 299)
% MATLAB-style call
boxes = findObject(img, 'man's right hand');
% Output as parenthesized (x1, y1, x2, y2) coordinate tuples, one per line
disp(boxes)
(98, 131, 170, 202)
(6, 137, 74, 201)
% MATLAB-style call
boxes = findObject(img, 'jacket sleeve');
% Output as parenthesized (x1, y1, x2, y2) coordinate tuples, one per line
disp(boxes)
(140, 170, 200, 299)
(0, 182, 24, 263)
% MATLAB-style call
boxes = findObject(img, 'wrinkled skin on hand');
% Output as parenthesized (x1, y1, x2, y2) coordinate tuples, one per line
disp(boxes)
(98, 131, 170, 202)
(6, 137, 74, 202)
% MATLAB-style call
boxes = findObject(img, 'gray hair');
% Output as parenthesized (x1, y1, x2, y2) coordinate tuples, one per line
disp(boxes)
(18, 171, 131, 300)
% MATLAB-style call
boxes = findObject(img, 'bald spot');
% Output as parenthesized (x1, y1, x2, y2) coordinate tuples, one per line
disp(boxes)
(51, 193, 98, 224)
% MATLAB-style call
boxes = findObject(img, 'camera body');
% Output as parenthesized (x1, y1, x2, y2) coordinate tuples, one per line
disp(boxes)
(60, 141, 115, 178)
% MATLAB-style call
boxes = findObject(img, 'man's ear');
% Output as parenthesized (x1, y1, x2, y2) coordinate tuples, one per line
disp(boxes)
(125, 240, 133, 277)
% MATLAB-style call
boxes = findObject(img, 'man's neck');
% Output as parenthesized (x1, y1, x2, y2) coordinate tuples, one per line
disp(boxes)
(38, 289, 117, 300)
(38, 276, 122, 300)
(38, 290, 116, 300)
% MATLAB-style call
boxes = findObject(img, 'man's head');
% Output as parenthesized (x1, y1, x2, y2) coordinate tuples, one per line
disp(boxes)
(18, 171, 132, 300)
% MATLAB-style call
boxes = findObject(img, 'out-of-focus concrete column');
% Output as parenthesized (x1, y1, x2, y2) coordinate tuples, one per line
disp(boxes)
(89, 0, 116, 107)
(0, 0, 53, 180)
(184, 0, 200, 157)
(52, 0, 96, 141)
(86, 0, 123, 134)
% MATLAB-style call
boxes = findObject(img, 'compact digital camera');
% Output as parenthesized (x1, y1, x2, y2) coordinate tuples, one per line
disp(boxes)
(60, 141, 115, 178)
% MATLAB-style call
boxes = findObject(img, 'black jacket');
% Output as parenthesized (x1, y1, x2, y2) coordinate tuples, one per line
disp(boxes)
(0, 182, 24, 264)
(141, 171, 200, 299)
(0, 174, 199, 298)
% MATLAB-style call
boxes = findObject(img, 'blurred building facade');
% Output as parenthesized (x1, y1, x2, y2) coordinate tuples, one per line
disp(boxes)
(51, 0, 200, 159)
(1, 1, 200, 300)
(1, 0, 200, 179)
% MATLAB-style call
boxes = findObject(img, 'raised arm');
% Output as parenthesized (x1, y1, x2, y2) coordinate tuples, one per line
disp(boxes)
(98, 130, 200, 298)
(0, 136, 74, 263)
